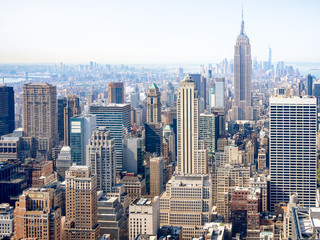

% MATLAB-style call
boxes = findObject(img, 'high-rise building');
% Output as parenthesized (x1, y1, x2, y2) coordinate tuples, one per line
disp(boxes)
(150, 156, 164, 197)
(232, 13, 253, 120)
(64, 165, 100, 240)
(0, 86, 15, 137)
(90, 102, 131, 171)
(70, 114, 96, 165)
(56, 146, 72, 180)
(200, 113, 217, 157)
(270, 96, 317, 210)
(189, 74, 206, 108)
(0, 203, 14, 239)
(215, 78, 225, 108)
(108, 82, 124, 104)
(87, 129, 116, 194)
(146, 83, 161, 123)
(129, 197, 160, 240)
(14, 188, 61, 240)
(131, 92, 140, 108)
(124, 137, 145, 175)
(176, 75, 207, 174)
(307, 74, 313, 96)
(58, 95, 81, 146)
(145, 83, 163, 156)
(23, 83, 58, 160)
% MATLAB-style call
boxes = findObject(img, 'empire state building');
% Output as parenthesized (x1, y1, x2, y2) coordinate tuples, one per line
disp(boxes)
(232, 12, 253, 121)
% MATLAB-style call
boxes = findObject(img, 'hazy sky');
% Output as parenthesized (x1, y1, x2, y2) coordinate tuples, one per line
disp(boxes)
(1, 0, 319, 64)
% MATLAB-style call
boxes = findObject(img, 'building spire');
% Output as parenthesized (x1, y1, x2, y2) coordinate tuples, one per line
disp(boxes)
(241, 5, 244, 35)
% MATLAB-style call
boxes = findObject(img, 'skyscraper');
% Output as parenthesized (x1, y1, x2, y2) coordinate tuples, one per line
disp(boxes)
(70, 114, 96, 165)
(270, 96, 317, 210)
(58, 95, 81, 146)
(232, 12, 253, 121)
(215, 77, 225, 108)
(200, 113, 217, 157)
(64, 165, 100, 240)
(87, 128, 116, 194)
(149, 156, 164, 197)
(0, 86, 15, 137)
(23, 83, 58, 160)
(108, 82, 124, 104)
(307, 74, 313, 96)
(176, 75, 207, 174)
(90, 102, 131, 171)
(145, 83, 163, 156)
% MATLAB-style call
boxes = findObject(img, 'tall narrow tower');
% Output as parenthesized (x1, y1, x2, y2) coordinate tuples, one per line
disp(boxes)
(146, 83, 161, 123)
(232, 10, 253, 120)
(177, 75, 207, 174)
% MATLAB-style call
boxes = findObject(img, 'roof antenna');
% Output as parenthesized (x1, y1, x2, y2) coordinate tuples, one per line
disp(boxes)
(241, 4, 244, 35)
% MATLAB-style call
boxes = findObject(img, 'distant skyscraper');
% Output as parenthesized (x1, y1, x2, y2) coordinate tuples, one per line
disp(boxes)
(90, 102, 131, 171)
(270, 96, 317, 210)
(0, 86, 15, 137)
(177, 75, 207, 174)
(108, 82, 124, 104)
(307, 74, 313, 96)
(232, 12, 253, 120)
(130, 92, 140, 108)
(58, 95, 81, 146)
(70, 114, 96, 165)
(146, 83, 161, 123)
(145, 83, 163, 156)
(87, 129, 116, 194)
(23, 83, 58, 160)
(65, 165, 100, 240)
(268, 47, 272, 70)
(215, 78, 225, 108)
(189, 74, 206, 109)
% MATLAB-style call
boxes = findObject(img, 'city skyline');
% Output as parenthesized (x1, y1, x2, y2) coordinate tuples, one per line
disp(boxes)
(1, 0, 320, 64)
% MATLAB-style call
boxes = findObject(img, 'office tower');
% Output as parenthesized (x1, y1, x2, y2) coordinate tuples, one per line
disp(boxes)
(97, 194, 128, 240)
(0, 160, 27, 206)
(230, 187, 260, 239)
(307, 74, 313, 95)
(56, 146, 72, 180)
(124, 137, 145, 175)
(90, 102, 131, 171)
(268, 47, 272, 70)
(119, 174, 147, 202)
(215, 78, 225, 108)
(270, 96, 317, 210)
(313, 83, 320, 129)
(0, 86, 15, 137)
(232, 13, 253, 120)
(129, 197, 160, 240)
(22, 158, 58, 188)
(150, 156, 164, 197)
(131, 92, 140, 108)
(146, 83, 161, 123)
(160, 175, 212, 239)
(58, 95, 81, 145)
(23, 83, 58, 160)
(298, 80, 305, 96)
(0, 203, 14, 239)
(189, 74, 206, 108)
(176, 75, 207, 174)
(108, 82, 124, 104)
(208, 87, 215, 110)
(65, 165, 100, 240)
(200, 113, 217, 157)
(14, 188, 61, 240)
(70, 114, 96, 165)
(145, 84, 163, 156)
(87, 129, 116, 194)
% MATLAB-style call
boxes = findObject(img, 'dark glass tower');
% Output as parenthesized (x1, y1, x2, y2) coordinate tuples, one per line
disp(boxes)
(0, 86, 15, 136)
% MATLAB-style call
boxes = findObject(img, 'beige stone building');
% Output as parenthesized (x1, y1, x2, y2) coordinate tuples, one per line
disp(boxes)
(64, 165, 100, 240)
(149, 156, 164, 197)
(14, 188, 61, 240)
